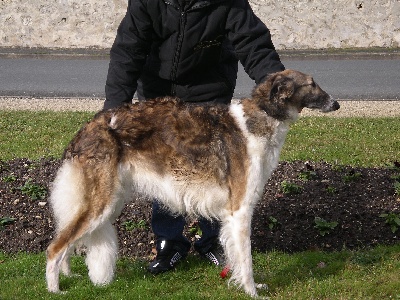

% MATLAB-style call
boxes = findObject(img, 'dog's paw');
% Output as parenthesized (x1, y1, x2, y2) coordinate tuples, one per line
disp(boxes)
(255, 283, 268, 290)
(254, 284, 269, 299)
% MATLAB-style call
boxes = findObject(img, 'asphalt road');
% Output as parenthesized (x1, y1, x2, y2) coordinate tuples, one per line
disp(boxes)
(1, 53, 399, 100)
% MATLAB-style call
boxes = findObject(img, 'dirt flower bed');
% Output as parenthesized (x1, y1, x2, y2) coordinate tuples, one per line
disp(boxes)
(1, 158, 399, 258)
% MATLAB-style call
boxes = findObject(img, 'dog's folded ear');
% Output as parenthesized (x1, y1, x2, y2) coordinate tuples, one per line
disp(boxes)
(269, 75, 295, 101)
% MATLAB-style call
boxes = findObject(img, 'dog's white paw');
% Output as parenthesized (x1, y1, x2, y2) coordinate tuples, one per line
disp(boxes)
(256, 283, 268, 290)
(253, 283, 269, 299)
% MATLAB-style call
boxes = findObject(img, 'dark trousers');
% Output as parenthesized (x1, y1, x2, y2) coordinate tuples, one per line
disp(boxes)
(152, 201, 220, 252)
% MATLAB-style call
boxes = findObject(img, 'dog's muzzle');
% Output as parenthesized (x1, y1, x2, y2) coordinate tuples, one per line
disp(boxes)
(321, 97, 340, 113)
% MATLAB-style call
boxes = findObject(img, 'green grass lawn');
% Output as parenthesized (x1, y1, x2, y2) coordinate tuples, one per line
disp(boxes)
(0, 111, 399, 299)
(1, 245, 400, 299)
(0, 111, 94, 160)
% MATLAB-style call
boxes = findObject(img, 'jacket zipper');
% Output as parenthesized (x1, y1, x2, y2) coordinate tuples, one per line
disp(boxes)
(170, 9, 187, 96)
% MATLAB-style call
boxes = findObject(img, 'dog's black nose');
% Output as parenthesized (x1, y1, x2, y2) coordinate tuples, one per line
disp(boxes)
(333, 101, 340, 111)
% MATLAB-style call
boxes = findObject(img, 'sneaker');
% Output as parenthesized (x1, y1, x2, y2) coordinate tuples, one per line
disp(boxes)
(196, 240, 225, 266)
(147, 240, 188, 274)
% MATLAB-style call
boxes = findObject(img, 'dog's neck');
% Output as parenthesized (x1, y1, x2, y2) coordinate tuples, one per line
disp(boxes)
(250, 80, 300, 122)
(230, 99, 291, 142)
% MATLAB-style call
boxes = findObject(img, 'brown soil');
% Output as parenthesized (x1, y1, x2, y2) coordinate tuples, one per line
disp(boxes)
(1, 158, 399, 258)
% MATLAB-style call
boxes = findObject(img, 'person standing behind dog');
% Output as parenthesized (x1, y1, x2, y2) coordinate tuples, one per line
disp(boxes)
(104, 0, 285, 274)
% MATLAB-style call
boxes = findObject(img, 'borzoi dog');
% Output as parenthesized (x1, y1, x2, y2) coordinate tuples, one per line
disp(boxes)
(46, 70, 339, 297)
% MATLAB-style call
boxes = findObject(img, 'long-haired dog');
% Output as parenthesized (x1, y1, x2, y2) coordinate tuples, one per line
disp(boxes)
(46, 70, 339, 297)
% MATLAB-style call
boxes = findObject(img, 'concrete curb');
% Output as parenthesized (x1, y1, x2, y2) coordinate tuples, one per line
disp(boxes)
(1, 97, 399, 117)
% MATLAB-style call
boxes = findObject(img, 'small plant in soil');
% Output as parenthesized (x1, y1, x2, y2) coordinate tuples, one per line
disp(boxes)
(188, 221, 203, 237)
(122, 219, 147, 231)
(325, 186, 337, 194)
(280, 180, 303, 195)
(298, 170, 317, 181)
(379, 213, 400, 233)
(342, 170, 362, 183)
(268, 216, 279, 230)
(18, 179, 47, 200)
(314, 217, 338, 236)
(1, 174, 17, 182)
(0, 217, 15, 230)
(394, 181, 400, 197)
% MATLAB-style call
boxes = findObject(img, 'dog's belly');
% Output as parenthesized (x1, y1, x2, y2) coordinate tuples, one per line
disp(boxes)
(120, 161, 230, 219)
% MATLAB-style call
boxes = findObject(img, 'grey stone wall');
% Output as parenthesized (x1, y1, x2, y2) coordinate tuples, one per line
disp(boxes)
(1, 0, 399, 50)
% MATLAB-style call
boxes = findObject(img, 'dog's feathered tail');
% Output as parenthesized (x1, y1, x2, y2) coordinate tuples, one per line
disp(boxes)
(46, 112, 123, 292)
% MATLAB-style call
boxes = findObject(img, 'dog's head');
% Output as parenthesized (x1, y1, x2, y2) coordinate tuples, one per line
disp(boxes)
(252, 69, 340, 121)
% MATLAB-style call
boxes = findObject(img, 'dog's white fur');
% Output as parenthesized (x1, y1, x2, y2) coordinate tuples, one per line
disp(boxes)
(46, 70, 339, 297)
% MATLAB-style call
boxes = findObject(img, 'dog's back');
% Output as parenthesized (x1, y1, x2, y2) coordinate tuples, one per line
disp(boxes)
(62, 98, 252, 216)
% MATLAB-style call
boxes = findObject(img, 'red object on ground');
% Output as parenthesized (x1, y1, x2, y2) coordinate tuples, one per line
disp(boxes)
(220, 265, 230, 279)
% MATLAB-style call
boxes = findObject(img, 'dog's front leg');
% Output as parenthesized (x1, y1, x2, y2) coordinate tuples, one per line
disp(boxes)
(220, 208, 258, 297)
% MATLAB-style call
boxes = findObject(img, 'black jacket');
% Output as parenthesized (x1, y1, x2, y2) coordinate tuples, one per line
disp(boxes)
(104, 0, 285, 109)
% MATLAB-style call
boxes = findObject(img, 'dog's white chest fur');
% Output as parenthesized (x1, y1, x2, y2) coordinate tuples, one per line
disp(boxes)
(229, 101, 289, 203)
(119, 160, 230, 219)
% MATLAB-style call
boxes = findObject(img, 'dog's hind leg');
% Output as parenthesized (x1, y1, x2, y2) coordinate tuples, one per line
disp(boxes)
(46, 211, 93, 293)
(59, 245, 74, 276)
(220, 208, 257, 297)
(84, 221, 118, 286)
(46, 245, 68, 293)
(46, 160, 89, 292)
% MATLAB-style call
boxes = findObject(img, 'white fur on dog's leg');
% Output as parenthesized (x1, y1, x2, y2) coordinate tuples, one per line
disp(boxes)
(59, 246, 82, 278)
(46, 247, 70, 293)
(60, 246, 74, 276)
(85, 222, 118, 286)
(220, 210, 258, 297)
(46, 256, 62, 293)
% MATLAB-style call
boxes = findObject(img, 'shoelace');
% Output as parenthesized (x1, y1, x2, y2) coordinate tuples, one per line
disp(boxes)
(205, 252, 220, 266)
(170, 252, 182, 266)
